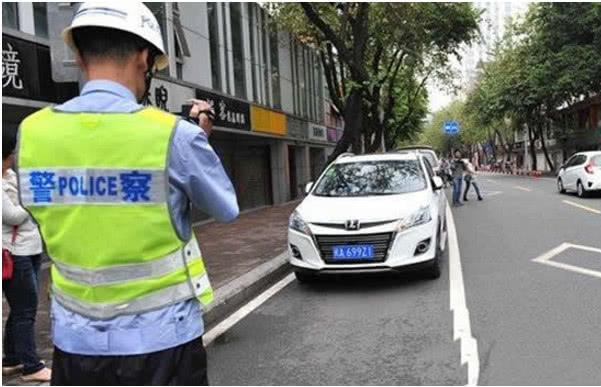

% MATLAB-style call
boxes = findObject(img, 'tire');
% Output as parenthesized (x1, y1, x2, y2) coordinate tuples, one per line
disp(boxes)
(294, 271, 316, 283)
(424, 229, 442, 280)
(557, 178, 566, 194)
(577, 180, 587, 198)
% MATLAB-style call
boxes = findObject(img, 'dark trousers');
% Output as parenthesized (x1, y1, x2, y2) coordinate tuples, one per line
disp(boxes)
(2, 254, 45, 375)
(463, 178, 482, 200)
(51, 336, 208, 385)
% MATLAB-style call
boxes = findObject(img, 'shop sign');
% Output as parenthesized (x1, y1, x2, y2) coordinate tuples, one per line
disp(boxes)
(288, 117, 308, 139)
(142, 78, 194, 113)
(2, 34, 78, 102)
(327, 127, 343, 142)
(195, 88, 251, 131)
(309, 124, 327, 141)
(251, 106, 287, 136)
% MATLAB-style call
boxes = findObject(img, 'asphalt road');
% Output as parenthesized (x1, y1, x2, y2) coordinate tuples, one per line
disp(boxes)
(206, 173, 601, 385)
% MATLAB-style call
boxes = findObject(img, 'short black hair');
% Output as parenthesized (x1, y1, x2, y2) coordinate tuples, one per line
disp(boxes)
(71, 26, 156, 64)
(3, 129, 17, 161)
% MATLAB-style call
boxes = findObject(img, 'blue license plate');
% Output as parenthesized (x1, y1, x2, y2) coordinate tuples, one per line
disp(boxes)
(332, 244, 375, 260)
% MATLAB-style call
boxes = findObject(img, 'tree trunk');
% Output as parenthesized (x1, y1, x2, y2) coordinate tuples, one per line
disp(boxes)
(528, 124, 538, 171)
(325, 89, 364, 165)
(538, 121, 555, 172)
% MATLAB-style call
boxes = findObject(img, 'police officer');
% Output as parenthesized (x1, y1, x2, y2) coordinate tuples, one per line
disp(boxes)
(17, 2, 239, 384)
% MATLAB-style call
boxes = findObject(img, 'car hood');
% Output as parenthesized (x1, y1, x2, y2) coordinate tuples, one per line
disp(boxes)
(296, 190, 432, 223)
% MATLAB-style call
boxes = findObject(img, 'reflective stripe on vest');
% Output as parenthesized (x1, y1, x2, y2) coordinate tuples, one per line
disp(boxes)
(19, 167, 166, 206)
(52, 273, 212, 319)
(53, 238, 201, 286)
(17, 107, 215, 318)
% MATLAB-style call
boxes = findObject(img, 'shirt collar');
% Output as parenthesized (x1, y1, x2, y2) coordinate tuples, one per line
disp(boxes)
(80, 80, 137, 103)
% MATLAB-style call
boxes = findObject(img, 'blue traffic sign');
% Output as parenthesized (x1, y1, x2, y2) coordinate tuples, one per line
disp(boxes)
(443, 120, 460, 135)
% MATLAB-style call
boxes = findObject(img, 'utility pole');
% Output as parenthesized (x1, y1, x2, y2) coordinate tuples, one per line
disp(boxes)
(524, 125, 529, 172)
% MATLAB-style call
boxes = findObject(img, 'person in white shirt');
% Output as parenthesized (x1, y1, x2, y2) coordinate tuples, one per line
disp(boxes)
(463, 159, 483, 201)
(2, 130, 51, 382)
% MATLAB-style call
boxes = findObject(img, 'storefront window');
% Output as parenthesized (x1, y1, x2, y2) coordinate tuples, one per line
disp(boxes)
(221, 2, 231, 95)
(248, 3, 258, 102)
(2, 3, 19, 30)
(230, 2, 246, 99)
(207, 2, 221, 91)
(33, 3, 48, 39)
(261, 10, 271, 106)
(270, 30, 281, 109)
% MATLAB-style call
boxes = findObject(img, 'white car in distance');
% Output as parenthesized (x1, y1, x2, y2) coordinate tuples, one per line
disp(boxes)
(288, 152, 448, 282)
(557, 151, 601, 197)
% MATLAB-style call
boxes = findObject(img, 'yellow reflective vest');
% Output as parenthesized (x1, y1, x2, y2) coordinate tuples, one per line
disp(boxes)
(17, 107, 213, 319)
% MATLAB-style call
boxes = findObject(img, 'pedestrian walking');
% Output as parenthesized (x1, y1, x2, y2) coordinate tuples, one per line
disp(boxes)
(463, 159, 483, 201)
(451, 151, 466, 206)
(16, 2, 239, 385)
(2, 131, 52, 383)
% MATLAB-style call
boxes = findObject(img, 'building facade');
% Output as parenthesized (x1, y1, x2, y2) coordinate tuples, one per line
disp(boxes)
(2, 2, 338, 220)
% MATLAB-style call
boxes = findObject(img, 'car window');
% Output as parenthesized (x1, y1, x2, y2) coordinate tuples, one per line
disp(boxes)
(422, 157, 435, 179)
(591, 155, 601, 166)
(420, 151, 438, 168)
(313, 160, 427, 197)
(574, 155, 587, 166)
(565, 156, 576, 167)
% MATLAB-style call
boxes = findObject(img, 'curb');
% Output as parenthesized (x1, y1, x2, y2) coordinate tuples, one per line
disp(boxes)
(202, 251, 291, 329)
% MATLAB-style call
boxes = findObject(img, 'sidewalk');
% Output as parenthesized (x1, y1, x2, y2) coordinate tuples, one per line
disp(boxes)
(2, 200, 299, 386)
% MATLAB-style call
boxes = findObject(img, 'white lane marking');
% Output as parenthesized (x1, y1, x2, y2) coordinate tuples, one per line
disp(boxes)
(485, 179, 499, 184)
(513, 185, 532, 192)
(447, 203, 480, 386)
(204, 273, 295, 346)
(532, 242, 601, 279)
(562, 200, 601, 215)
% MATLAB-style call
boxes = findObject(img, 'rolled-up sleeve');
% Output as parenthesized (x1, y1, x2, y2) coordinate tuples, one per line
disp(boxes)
(169, 121, 239, 222)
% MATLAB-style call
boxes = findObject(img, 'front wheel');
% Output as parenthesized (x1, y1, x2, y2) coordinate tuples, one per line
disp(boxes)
(557, 178, 566, 194)
(424, 229, 442, 280)
(294, 271, 317, 283)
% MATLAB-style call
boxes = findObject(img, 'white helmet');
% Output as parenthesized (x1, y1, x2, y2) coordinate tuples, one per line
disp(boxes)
(62, 1, 168, 70)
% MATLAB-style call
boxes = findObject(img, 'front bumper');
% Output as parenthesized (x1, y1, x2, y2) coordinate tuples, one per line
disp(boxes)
(288, 221, 438, 273)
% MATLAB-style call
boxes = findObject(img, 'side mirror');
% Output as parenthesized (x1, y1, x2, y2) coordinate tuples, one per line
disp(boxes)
(304, 182, 314, 194)
(431, 176, 444, 191)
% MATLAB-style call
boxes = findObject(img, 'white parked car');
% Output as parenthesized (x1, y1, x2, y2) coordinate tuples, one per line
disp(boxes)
(396, 145, 440, 173)
(557, 151, 601, 197)
(288, 152, 448, 282)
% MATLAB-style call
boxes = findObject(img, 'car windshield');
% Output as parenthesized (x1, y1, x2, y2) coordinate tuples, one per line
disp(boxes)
(313, 160, 427, 197)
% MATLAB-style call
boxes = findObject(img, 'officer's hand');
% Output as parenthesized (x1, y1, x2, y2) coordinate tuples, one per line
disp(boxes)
(188, 99, 215, 136)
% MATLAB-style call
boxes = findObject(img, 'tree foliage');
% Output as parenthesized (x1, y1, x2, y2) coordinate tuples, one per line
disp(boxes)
(268, 3, 479, 161)
(461, 3, 601, 171)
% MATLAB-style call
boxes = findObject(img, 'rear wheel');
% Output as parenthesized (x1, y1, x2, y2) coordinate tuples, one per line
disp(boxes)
(577, 180, 587, 198)
(557, 178, 566, 194)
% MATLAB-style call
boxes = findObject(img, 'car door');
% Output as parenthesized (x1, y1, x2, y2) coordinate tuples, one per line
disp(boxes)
(560, 155, 576, 188)
(565, 155, 585, 190)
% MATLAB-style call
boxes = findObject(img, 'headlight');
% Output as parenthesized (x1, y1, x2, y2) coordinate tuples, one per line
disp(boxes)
(289, 211, 311, 235)
(396, 206, 432, 232)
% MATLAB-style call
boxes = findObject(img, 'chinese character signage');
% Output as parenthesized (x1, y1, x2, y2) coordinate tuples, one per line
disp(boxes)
(309, 124, 327, 141)
(195, 88, 251, 131)
(21, 168, 165, 205)
(2, 34, 78, 102)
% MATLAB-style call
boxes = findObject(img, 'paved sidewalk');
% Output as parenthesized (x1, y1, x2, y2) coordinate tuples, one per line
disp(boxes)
(2, 200, 299, 386)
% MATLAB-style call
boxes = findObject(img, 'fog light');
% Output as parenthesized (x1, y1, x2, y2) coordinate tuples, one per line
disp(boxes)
(414, 238, 431, 256)
(290, 244, 302, 260)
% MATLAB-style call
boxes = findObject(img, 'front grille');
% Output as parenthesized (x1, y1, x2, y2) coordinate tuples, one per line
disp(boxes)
(315, 232, 393, 264)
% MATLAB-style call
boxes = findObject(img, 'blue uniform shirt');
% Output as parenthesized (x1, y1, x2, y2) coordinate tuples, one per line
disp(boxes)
(49, 80, 239, 355)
